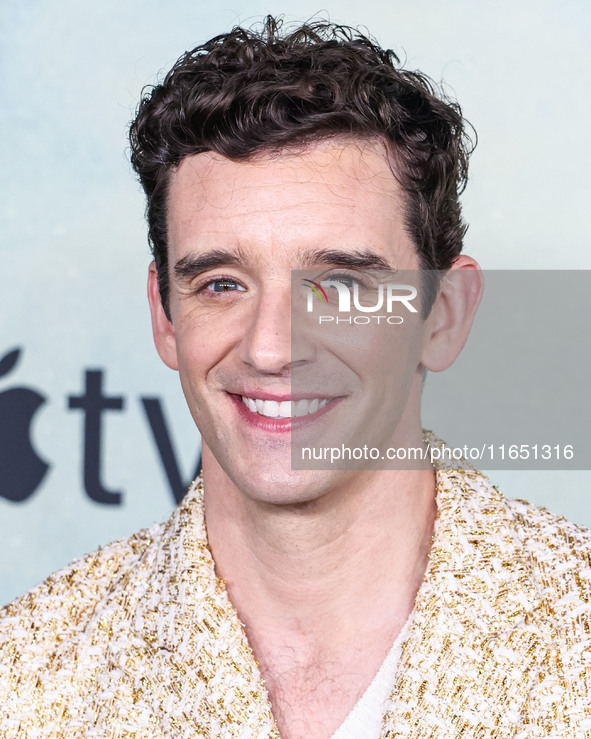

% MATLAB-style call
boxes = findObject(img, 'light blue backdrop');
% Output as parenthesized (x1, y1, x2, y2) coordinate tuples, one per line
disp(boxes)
(1, 0, 590, 605)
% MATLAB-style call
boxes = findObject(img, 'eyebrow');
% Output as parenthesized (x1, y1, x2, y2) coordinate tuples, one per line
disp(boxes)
(173, 246, 395, 280)
(299, 248, 395, 272)
(173, 248, 248, 281)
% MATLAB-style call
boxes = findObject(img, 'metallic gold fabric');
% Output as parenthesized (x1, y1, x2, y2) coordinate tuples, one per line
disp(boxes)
(1, 467, 590, 737)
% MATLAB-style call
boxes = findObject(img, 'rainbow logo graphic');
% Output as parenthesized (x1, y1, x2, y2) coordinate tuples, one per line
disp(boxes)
(302, 278, 328, 302)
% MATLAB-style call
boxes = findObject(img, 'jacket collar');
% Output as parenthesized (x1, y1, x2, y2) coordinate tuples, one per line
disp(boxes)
(124, 481, 280, 736)
(128, 468, 547, 736)
(382, 467, 548, 737)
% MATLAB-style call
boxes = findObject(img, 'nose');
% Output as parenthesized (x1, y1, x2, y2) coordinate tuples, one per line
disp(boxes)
(239, 283, 293, 374)
(239, 282, 315, 374)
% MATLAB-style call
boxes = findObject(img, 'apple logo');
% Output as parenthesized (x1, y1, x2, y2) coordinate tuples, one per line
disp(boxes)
(0, 347, 50, 501)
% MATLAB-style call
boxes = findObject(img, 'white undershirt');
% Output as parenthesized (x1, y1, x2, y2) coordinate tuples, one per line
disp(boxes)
(328, 613, 413, 739)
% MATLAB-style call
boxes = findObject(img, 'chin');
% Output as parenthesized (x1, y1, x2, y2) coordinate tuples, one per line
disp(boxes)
(227, 460, 340, 507)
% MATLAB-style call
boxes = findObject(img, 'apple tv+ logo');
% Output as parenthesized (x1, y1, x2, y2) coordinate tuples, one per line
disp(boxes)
(0, 347, 200, 505)
(0, 348, 50, 502)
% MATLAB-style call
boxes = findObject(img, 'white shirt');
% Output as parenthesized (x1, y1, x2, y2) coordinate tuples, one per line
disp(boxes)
(329, 614, 413, 739)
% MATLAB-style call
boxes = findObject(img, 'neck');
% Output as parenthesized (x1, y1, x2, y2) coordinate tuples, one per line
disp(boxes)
(201, 452, 436, 660)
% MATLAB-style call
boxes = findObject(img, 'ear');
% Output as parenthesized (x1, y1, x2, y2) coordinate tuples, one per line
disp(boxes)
(147, 261, 179, 370)
(421, 255, 483, 372)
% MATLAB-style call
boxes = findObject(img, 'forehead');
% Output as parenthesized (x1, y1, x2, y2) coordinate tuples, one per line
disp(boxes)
(166, 140, 417, 269)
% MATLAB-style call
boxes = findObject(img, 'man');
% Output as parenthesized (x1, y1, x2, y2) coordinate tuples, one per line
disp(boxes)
(1, 17, 589, 738)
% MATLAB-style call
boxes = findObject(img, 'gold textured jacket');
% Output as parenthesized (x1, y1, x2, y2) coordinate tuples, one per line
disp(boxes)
(1, 468, 590, 738)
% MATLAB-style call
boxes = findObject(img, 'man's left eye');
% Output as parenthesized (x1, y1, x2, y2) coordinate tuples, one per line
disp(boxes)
(324, 274, 360, 290)
(205, 280, 246, 293)
(331, 276, 356, 289)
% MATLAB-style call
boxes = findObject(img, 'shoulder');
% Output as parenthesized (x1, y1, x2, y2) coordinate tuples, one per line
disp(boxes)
(0, 522, 163, 706)
(436, 466, 591, 635)
(502, 496, 591, 727)
(0, 523, 167, 734)
(471, 469, 590, 593)
(443, 467, 591, 584)
(464, 471, 591, 660)
(0, 483, 279, 737)
(432, 469, 591, 729)
(503, 494, 591, 608)
(1, 521, 162, 625)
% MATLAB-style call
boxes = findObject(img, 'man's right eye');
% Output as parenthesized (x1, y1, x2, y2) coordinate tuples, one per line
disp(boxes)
(203, 279, 246, 293)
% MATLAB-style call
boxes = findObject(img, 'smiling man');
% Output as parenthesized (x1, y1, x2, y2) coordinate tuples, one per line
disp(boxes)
(1, 17, 590, 739)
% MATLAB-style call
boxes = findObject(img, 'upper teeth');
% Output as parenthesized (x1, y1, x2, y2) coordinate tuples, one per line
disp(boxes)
(241, 397, 330, 418)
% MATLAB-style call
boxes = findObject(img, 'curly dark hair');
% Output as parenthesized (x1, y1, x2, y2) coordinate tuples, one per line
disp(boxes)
(129, 16, 475, 319)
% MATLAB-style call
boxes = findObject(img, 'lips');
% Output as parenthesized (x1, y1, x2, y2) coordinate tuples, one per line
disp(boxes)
(241, 396, 331, 419)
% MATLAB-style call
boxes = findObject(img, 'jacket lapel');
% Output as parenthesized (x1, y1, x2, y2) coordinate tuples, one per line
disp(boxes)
(90, 480, 280, 737)
(382, 468, 549, 737)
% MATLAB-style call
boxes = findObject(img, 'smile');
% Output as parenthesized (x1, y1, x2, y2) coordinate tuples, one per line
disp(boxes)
(241, 396, 331, 419)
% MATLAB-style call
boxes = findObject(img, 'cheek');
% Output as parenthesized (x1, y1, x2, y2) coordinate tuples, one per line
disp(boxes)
(332, 320, 425, 382)
(173, 316, 239, 389)
(365, 336, 421, 409)
(360, 330, 424, 436)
